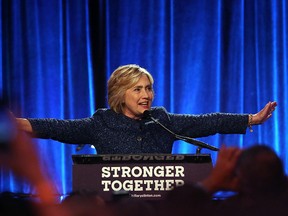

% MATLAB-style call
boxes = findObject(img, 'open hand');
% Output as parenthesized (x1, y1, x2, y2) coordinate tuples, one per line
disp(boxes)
(252, 101, 277, 125)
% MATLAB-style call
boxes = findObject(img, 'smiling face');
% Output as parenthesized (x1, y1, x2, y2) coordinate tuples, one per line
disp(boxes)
(108, 64, 155, 115)
(122, 75, 154, 119)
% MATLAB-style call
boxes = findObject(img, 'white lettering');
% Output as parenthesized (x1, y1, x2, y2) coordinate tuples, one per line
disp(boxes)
(154, 180, 165, 190)
(175, 166, 185, 177)
(154, 166, 164, 177)
(101, 180, 111, 191)
(111, 180, 122, 191)
(131, 166, 142, 177)
(165, 166, 174, 177)
(175, 179, 185, 187)
(101, 167, 111, 178)
(100, 165, 186, 193)
(142, 166, 154, 177)
(101, 179, 185, 192)
(121, 166, 131, 177)
(165, 179, 175, 190)
(110, 167, 121, 177)
(144, 180, 153, 191)
(101, 165, 185, 178)
(123, 180, 133, 191)
(134, 180, 144, 191)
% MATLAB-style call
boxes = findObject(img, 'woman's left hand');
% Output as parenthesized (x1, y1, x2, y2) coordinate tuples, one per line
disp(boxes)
(252, 101, 277, 125)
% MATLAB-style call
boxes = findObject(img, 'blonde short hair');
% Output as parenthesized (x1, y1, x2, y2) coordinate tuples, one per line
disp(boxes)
(108, 64, 154, 113)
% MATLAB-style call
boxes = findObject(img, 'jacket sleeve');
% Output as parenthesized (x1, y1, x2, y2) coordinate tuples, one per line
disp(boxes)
(27, 117, 98, 144)
(151, 107, 249, 138)
(168, 112, 249, 138)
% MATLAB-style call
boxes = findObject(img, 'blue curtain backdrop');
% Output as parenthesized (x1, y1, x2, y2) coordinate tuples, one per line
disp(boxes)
(0, 0, 287, 197)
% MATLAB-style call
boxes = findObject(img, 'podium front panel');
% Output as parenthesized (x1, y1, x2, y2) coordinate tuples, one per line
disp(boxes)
(72, 154, 213, 201)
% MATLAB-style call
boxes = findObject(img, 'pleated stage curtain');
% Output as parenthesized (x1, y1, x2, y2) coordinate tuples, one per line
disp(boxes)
(0, 0, 287, 197)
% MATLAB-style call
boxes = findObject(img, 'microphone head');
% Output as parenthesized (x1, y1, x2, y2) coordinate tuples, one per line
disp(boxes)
(143, 110, 152, 119)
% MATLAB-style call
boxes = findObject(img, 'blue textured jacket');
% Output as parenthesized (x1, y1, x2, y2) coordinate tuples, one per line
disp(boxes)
(28, 106, 249, 154)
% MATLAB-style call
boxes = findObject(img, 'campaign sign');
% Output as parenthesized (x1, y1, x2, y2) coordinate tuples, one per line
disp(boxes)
(72, 154, 212, 201)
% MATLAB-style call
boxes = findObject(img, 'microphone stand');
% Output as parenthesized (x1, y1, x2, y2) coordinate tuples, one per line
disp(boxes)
(143, 110, 219, 153)
(174, 134, 219, 152)
(196, 147, 202, 155)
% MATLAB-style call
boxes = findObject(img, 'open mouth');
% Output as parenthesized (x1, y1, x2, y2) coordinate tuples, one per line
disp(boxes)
(139, 101, 149, 108)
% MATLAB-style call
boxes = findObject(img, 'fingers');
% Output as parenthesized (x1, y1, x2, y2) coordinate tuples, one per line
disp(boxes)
(271, 101, 277, 107)
(270, 101, 277, 112)
(254, 101, 277, 124)
(268, 101, 277, 109)
(266, 101, 277, 117)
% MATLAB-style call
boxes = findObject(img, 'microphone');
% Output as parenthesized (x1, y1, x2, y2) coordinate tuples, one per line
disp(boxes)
(143, 110, 219, 151)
